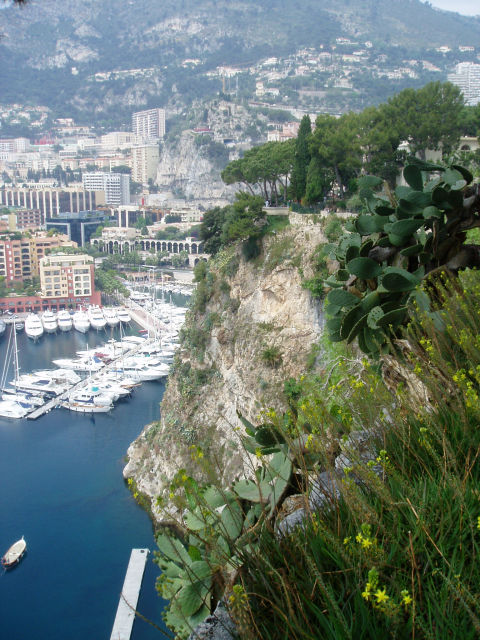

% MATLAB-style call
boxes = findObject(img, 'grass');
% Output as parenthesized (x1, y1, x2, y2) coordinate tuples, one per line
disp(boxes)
(154, 270, 480, 640)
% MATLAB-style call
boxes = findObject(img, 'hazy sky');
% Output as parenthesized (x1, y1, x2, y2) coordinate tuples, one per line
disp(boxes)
(426, 1, 480, 15)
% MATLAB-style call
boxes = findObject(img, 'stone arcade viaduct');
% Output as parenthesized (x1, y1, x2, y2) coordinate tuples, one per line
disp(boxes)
(90, 235, 208, 267)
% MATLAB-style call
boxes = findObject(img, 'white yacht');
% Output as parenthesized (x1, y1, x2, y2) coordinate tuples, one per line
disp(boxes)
(73, 310, 90, 333)
(101, 372, 140, 390)
(88, 306, 107, 331)
(69, 387, 115, 405)
(103, 308, 120, 328)
(57, 310, 73, 332)
(41, 310, 58, 334)
(62, 399, 113, 413)
(0, 399, 29, 419)
(112, 362, 169, 382)
(11, 373, 68, 396)
(1, 389, 45, 407)
(117, 308, 131, 324)
(34, 369, 81, 385)
(25, 314, 44, 340)
(52, 357, 104, 373)
(64, 387, 114, 413)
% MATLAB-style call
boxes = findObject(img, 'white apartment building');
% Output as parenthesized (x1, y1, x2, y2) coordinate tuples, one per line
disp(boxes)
(100, 131, 137, 151)
(39, 253, 94, 299)
(132, 144, 159, 184)
(82, 172, 130, 206)
(448, 62, 480, 106)
(132, 108, 166, 141)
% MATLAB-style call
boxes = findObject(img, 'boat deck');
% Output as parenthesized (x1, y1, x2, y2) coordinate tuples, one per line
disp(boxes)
(110, 548, 150, 640)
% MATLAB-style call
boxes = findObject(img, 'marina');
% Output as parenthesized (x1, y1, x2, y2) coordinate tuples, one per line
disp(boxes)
(0, 288, 189, 639)
(0, 291, 189, 421)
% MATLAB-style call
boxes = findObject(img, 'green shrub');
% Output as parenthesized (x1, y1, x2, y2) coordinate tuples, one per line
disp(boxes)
(260, 345, 283, 368)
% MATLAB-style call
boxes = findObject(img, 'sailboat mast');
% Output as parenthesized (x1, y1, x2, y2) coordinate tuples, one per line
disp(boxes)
(13, 317, 20, 391)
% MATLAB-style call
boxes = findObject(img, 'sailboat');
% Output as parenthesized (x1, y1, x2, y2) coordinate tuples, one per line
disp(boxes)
(0, 320, 32, 418)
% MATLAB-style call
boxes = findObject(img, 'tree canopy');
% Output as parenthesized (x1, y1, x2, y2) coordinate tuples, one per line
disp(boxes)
(221, 140, 295, 205)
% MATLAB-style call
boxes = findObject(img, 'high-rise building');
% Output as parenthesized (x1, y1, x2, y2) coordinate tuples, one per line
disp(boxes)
(82, 172, 130, 206)
(132, 144, 160, 184)
(0, 186, 98, 216)
(448, 63, 480, 106)
(132, 108, 166, 141)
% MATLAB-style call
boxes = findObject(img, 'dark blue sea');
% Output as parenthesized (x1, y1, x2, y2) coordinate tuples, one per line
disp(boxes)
(0, 318, 176, 639)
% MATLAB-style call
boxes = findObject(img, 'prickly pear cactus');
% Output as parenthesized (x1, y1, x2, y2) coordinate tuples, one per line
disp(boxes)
(325, 159, 480, 356)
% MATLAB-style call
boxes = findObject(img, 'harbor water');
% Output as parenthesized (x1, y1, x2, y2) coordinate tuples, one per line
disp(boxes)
(0, 323, 171, 639)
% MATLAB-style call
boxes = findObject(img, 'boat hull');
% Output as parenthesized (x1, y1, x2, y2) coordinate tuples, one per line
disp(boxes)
(2, 538, 27, 568)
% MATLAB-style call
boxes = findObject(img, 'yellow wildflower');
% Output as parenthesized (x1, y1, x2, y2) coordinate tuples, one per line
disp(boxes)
(375, 588, 389, 604)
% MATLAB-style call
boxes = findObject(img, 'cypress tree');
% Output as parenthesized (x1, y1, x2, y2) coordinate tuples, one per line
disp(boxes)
(291, 115, 312, 202)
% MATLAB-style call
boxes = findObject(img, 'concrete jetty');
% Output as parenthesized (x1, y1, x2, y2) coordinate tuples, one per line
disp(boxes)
(110, 548, 150, 640)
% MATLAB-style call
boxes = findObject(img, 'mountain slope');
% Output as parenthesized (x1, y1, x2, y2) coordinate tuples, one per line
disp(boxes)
(1, 0, 479, 126)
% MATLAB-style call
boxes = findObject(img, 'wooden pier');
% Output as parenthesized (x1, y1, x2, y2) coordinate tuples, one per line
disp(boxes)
(110, 548, 150, 640)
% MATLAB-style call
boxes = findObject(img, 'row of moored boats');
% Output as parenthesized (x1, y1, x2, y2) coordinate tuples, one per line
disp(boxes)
(0, 328, 180, 418)
(21, 307, 131, 340)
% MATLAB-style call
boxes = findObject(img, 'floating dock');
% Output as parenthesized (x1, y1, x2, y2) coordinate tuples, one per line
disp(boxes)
(110, 548, 150, 640)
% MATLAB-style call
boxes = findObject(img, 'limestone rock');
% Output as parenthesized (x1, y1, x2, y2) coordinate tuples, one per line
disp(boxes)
(124, 222, 326, 521)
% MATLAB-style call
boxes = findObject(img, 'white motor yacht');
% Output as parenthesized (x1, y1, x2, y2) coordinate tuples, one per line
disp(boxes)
(52, 357, 104, 373)
(2, 389, 45, 407)
(57, 310, 73, 332)
(113, 363, 170, 382)
(11, 373, 68, 396)
(62, 399, 113, 413)
(73, 310, 90, 333)
(103, 308, 120, 328)
(69, 387, 115, 406)
(25, 314, 44, 340)
(34, 369, 81, 384)
(0, 399, 30, 419)
(101, 372, 140, 390)
(88, 306, 107, 331)
(41, 310, 58, 333)
(117, 308, 131, 324)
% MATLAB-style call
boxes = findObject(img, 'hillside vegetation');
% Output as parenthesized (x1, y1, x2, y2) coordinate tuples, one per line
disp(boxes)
(150, 152, 480, 638)
(2, 0, 480, 127)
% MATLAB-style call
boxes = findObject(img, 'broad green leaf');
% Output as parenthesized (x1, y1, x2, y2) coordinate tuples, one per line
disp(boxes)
(220, 501, 244, 540)
(327, 288, 359, 308)
(202, 485, 229, 509)
(376, 307, 408, 328)
(389, 219, 424, 237)
(403, 164, 424, 191)
(186, 560, 212, 582)
(157, 534, 192, 566)
(184, 509, 209, 531)
(382, 267, 420, 292)
(347, 257, 382, 279)
(367, 306, 384, 329)
(357, 174, 383, 190)
(451, 164, 473, 184)
(176, 581, 210, 617)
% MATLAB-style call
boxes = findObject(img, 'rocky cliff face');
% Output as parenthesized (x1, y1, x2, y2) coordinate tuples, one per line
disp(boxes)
(123, 216, 326, 522)
(155, 132, 236, 206)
